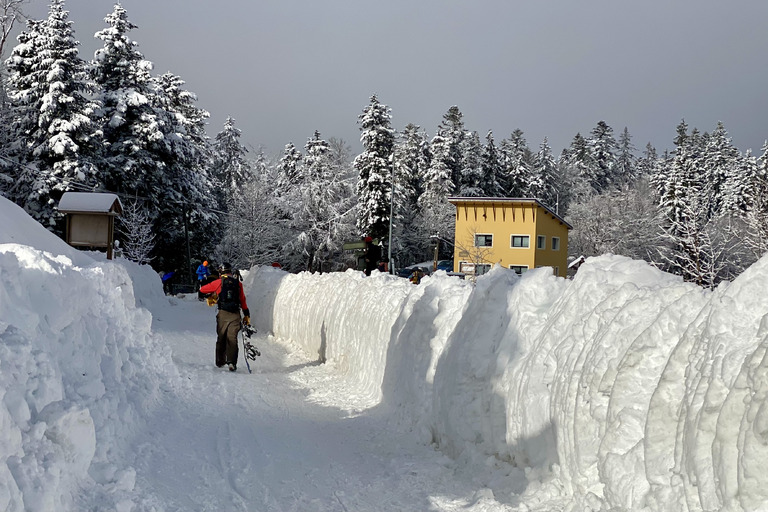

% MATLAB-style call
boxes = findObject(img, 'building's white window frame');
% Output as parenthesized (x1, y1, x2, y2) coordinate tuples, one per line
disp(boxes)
(510, 234, 530, 248)
(474, 233, 493, 247)
(475, 263, 492, 276)
(509, 265, 528, 275)
(552, 236, 560, 251)
(537, 235, 546, 250)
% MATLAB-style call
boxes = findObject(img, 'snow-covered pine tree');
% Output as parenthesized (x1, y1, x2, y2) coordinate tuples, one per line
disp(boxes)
(553, 132, 593, 213)
(91, 3, 165, 212)
(277, 142, 302, 188)
(499, 129, 533, 197)
(721, 149, 756, 216)
(354, 94, 395, 240)
(636, 142, 659, 180)
(391, 123, 429, 266)
(5, 0, 101, 229)
(208, 116, 252, 262)
(743, 141, 768, 259)
(437, 106, 466, 191)
(417, 129, 455, 249)
(657, 121, 706, 231)
(586, 120, 617, 192)
(421, 132, 454, 202)
(701, 121, 741, 218)
(4, 18, 47, 212)
(150, 71, 216, 270)
(480, 130, 504, 197)
(456, 130, 484, 197)
(615, 127, 637, 187)
(651, 120, 744, 286)
(530, 137, 558, 210)
(286, 131, 355, 272)
(212, 116, 250, 192)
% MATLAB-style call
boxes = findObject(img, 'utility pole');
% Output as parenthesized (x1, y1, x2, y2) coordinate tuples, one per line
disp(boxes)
(433, 237, 440, 272)
(387, 156, 396, 273)
(183, 203, 192, 285)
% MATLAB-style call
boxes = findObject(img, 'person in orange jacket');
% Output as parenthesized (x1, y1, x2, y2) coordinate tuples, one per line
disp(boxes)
(200, 262, 250, 372)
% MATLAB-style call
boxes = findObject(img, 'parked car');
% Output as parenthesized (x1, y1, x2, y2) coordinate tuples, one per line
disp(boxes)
(436, 259, 453, 271)
(397, 265, 431, 279)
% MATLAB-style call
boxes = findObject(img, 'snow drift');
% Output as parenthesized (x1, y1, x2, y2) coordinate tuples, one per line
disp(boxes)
(4, 187, 768, 511)
(0, 197, 176, 511)
(248, 255, 768, 511)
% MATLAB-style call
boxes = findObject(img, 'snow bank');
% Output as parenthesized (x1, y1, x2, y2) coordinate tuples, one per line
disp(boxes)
(0, 197, 176, 511)
(4, 187, 768, 511)
(248, 255, 768, 511)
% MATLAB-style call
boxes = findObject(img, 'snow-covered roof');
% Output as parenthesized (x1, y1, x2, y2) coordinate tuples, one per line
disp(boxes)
(568, 255, 587, 269)
(58, 192, 123, 214)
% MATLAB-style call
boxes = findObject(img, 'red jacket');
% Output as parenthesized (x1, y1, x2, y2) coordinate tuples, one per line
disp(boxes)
(200, 274, 249, 312)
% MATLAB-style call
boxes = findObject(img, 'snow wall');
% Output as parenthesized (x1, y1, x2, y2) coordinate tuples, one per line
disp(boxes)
(0, 197, 177, 511)
(246, 256, 768, 511)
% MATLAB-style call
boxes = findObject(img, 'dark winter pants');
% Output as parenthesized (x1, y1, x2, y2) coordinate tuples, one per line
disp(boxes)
(215, 309, 242, 367)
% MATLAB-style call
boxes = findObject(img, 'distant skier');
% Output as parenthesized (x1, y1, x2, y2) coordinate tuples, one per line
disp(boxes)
(200, 262, 251, 372)
(161, 269, 176, 295)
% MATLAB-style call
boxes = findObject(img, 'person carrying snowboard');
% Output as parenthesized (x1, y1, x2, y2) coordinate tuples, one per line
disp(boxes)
(200, 262, 250, 372)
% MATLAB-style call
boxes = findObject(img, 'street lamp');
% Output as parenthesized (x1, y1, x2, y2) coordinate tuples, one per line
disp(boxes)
(430, 233, 455, 272)
(430, 234, 440, 272)
(387, 157, 395, 273)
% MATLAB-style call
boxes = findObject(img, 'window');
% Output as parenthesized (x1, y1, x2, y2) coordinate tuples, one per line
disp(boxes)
(537, 235, 546, 249)
(511, 235, 530, 248)
(475, 264, 491, 276)
(509, 265, 528, 275)
(552, 237, 560, 251)
(474, 234, 493, 247)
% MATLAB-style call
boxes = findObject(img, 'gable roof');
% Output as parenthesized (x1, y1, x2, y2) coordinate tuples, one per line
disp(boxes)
(58, 192, 123, 215)
(447, 197, 572, 229)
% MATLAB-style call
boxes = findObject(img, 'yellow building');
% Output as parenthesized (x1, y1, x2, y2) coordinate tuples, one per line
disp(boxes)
(448, 197, 572, 278)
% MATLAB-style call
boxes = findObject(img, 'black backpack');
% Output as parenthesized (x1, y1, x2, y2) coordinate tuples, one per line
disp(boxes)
(218, 275, 241, 313)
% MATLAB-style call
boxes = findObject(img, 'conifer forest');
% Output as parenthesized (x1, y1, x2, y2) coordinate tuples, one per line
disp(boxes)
(2, 0, 767, 289)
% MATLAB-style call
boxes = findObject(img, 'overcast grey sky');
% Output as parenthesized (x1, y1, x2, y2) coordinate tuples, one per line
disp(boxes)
(22, 0, 768, 160)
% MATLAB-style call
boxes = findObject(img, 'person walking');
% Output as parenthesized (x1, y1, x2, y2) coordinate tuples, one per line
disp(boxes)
(161, 269, 176, 295)
(200, 262, 250, 372)
(196, 260, 211, 288)
(362, 237, 381, 276)
(196, 260, 211, 300)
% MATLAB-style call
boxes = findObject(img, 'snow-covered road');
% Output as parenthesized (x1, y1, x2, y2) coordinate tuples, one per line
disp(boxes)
(117, 294, 510, 512)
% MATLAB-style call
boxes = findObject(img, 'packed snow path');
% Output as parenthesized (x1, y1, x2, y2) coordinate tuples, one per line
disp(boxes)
(112, 295, 509, 512)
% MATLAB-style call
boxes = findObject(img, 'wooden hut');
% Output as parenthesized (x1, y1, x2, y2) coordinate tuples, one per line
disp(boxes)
(58, 192, 123, 259)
